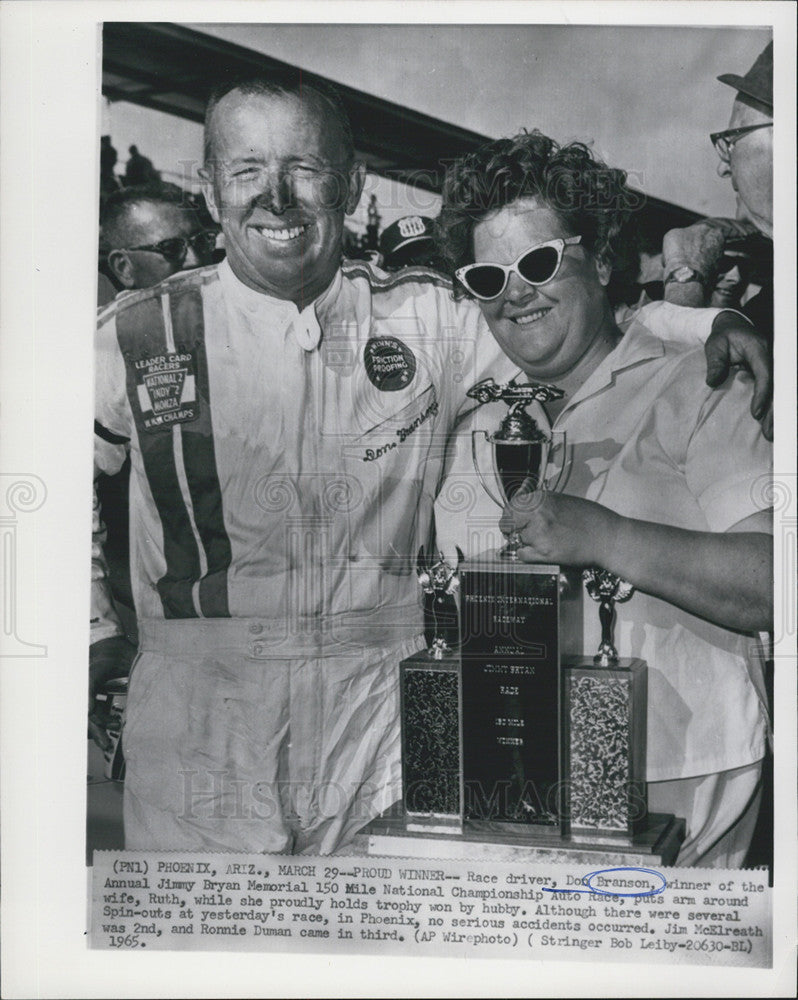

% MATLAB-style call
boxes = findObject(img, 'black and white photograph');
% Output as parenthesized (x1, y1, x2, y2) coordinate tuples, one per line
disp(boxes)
(1, 2, 795, 997)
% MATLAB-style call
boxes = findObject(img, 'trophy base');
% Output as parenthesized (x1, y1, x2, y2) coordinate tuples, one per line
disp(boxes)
(351, 808, 685, 867)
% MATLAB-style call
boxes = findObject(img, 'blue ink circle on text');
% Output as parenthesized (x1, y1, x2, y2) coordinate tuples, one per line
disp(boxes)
(542, 866, 666, 897)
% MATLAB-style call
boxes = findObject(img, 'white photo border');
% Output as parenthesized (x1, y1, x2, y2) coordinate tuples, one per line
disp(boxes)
(0, 2, 795, 997)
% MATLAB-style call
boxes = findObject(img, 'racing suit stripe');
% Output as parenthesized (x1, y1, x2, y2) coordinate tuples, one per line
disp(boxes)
(116, 295, 200, 619)
(169, 284, 232, 618)
(342, 261, 453, 292)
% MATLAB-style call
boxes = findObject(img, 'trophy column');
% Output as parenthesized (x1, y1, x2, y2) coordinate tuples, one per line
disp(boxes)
(563, 569, 647, 843)
(399, 550, 462, 830)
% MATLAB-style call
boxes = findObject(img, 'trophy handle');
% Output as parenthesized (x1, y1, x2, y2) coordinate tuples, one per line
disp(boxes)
(471, 430, 505, 509)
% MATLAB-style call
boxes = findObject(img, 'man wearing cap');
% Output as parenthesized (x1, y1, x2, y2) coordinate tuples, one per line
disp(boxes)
(663, 42, 773, 340)
(93, 74, 773, 856)
(379, 215, 443, 271)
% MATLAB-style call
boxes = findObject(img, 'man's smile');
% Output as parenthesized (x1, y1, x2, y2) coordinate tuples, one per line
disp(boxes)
(249, 222, 310, 243)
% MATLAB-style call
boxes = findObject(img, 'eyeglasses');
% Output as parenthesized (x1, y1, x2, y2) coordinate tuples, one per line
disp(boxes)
(709, 123, 773, 162)
(123, 229, 218, 265)
(455, 236, 582, 301)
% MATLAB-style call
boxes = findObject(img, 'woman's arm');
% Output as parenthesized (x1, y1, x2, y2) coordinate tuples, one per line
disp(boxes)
(503, 494, 772, 632)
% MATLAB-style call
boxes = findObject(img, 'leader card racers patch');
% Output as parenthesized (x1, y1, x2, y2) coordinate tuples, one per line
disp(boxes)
(364, 336, 417, 391)
(132, 348, 200, 432)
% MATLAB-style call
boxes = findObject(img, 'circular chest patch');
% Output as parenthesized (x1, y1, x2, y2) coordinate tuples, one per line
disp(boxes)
(364, 337, 416, 391)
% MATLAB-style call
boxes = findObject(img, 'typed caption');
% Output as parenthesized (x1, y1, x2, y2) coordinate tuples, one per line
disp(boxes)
(90, 851, 771, 966)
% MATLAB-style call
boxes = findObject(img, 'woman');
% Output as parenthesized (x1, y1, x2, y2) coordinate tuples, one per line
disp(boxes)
(436, 131, 772, 867)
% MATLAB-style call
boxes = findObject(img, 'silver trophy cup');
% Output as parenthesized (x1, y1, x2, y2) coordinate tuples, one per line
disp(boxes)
(468, 378, 566, 559)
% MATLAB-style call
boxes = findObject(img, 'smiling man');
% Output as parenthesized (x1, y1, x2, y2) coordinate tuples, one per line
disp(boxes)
(201, 84, 362, 308)
(94, 78, 495, 854)
(92, 74, 774, 856)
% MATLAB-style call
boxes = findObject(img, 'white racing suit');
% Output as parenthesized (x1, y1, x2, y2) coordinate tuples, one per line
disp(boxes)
(94, 259, 508, 853)
(94, 260, 724, 855)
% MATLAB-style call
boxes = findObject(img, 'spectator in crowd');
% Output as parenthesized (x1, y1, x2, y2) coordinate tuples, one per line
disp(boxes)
(101, 183, 218, 293)
(124, 143, 161, 186)
(604, 212, 666, 317)
(663, 40, 775, 871)
(436, 129, 772, 867)
(379, 215, 444, 271)
(663, 41, 773, 340)
(91, 75, 772, 856)
(100, 135, 121, 205)
(90, 184, 218, 747)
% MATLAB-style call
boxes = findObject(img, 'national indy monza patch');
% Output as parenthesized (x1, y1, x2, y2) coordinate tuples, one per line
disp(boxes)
(132, 349, 200, 432)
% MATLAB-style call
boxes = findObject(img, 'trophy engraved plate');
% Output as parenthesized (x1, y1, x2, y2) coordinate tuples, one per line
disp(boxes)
(459, 560, 581, 832)
(400, 654, 461, 826)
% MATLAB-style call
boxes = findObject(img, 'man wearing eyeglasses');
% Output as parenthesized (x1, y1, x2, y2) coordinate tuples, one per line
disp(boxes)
(101, 183, 218, 295)
(662, 42, 773, 340)
(91, 183, 218, 747)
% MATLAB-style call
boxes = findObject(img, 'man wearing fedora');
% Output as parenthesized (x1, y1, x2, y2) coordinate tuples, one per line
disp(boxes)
(662, 41, 773, 340)
(662, 40, 774, 870)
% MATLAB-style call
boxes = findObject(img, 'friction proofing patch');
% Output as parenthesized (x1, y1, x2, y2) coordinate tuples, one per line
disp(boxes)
(363, 337, 416, 391)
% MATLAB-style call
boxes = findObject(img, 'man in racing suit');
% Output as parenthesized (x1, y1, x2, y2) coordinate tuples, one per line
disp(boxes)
(92, 77, 771, 855)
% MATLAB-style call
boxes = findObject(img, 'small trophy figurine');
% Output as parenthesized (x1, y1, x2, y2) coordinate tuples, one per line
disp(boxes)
(582, 568, 634, 666)
(467, 377, 565, 559)
(416, 546, 462, 659)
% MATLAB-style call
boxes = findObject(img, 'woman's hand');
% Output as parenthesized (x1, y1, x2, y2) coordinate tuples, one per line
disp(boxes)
(499, 491, 618, 567)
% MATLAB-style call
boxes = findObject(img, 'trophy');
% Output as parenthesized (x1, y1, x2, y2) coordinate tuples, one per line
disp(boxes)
(399, 547, 463, 827)
(458, 377, 581, 831)
(562, 568, 647, 841)
(372, 390, 677, 864)
(468, 378, 565, 559)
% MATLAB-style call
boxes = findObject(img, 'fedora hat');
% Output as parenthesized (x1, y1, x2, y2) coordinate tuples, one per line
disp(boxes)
(718, 40, 772, 111)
